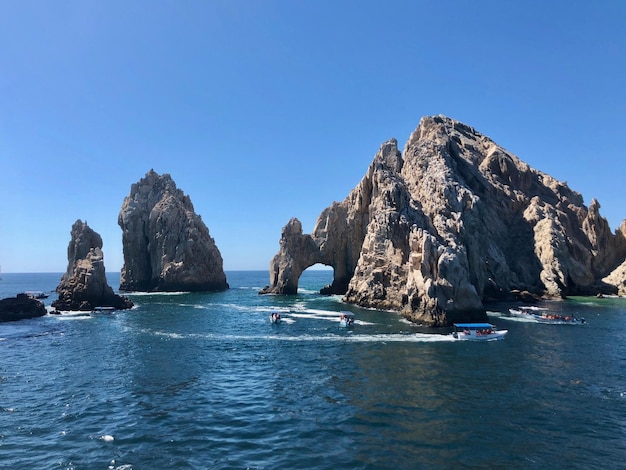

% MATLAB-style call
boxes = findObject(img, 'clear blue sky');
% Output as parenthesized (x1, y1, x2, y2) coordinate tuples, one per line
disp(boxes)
(1, 1, 624, 273)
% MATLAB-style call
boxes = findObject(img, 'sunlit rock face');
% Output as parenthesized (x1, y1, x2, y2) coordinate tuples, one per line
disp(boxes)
(52, 220, 134, 311)
(118, 170, 228, 292)
(262, 115, 626, 325)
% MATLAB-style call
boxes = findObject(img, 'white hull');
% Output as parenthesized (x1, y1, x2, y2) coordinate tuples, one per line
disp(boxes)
(453, 330, 508, 341)
(533, 316, 584, 325)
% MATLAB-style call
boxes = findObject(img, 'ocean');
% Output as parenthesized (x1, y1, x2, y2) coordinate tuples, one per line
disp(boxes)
(1, 271, 625, 469)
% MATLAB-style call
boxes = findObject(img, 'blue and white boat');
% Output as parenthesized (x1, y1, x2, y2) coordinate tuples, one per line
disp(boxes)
(452, 323, 507, 341)
(269, 312, 281, 324)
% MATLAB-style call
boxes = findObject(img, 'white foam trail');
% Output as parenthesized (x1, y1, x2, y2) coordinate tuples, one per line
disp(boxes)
(54, 311, 92, 320)
(146, 330, 457, 343)
(125, 291, 187, 296)
(488, 311, 538, 323)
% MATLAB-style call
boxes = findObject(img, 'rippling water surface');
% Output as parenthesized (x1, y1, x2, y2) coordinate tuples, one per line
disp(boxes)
(1, 271, 625, 469)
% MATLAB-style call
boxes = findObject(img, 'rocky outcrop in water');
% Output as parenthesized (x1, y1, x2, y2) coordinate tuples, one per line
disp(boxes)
(0, 294, 47, 322)
(261, 115, 626, 325)
(118, 170, 228, 292)
(52, 220, 134, 311)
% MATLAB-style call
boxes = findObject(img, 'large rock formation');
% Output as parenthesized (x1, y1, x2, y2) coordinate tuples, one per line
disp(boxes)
(52, 220, 134, 311)
(0, 294, 47, 322)
(261, 115, 626, 325)
(118, 170, 228, 292)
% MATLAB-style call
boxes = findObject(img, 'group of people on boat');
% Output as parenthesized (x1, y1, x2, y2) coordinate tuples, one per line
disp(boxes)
(465, 328, 493, 336)
(538, 313, 571, 321)
(270, 312, 281, 323)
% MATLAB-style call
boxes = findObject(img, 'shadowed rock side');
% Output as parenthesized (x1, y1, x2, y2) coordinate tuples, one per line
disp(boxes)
(261, 115, 626, 325)
(0, 294, 47, 322)
(118, 170, 228, 292)
(52, 220, 134, 311)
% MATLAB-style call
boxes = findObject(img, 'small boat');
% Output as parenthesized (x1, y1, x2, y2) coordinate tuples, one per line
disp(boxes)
(509, 306, 545, 317)
(25, 291, 49, 299)
(91, 306, 116, 314)
(339, 311, 355, 327)
(270, 312, 281, 324)
(452, 323, 507, 341)
(509, 306, 584, 324)
(532, 312, 585, 325)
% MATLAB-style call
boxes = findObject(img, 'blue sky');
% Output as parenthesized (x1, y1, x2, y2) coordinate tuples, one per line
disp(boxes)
(1, 1, 624, 273)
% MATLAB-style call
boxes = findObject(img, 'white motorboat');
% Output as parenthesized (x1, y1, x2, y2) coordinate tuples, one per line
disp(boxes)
(91, 306, 116, 314)
(452, 323, 507, 341)
(509, 306, 585, 324)
(270, 312, 281, 324)
(532, 312, 585, 325)
(339, 311, 355, 327)
(25, 291, 49, 299)
(509, 305, 544, 317)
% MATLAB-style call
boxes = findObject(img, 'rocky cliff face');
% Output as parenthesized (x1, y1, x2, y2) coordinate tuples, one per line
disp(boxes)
(118, 170, 228, 292)
(52, 220, 134, 311)
(261, 116, 626, 325)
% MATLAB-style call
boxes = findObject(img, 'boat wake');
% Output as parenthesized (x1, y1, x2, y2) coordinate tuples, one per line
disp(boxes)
(138, 329, 457, 343)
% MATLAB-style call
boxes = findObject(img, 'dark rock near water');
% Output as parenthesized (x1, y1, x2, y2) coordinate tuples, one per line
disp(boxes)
(261, 115, 626, 325)
(0, 294, 47, 322)
(118, 170, 228, 292)
(52, 220, 134, 311)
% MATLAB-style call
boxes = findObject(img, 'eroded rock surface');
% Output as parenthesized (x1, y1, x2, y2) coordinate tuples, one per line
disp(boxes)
(118, 170, 228, 292)
(261, 116, 626, 325)
(52, 220, 134, 311)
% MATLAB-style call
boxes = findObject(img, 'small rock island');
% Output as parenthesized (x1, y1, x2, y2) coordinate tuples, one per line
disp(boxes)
(0, 294, 47, 322)
(261, 115, 626, 325)
(118, 170, 228, 292)
(52, 220, 134, 311)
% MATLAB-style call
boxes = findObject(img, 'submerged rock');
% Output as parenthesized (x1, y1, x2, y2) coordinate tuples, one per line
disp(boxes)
(0, 294, 47, 322)
(52, 220, 134, 311)
(118, 170, 228, 292)
(261, 115, 626, 325)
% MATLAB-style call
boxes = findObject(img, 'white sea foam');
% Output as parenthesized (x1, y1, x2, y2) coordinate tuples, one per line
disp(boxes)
(54, 311, 92, 320)
(100, 434, 115, 442)
(125, 291, 187, 296)
(143, 330, 456, 343)
(491, 313, 539, 323)
(175, 303, 209, 309)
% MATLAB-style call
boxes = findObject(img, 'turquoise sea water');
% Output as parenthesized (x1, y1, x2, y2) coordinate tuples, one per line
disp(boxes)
(1, 271, 625, 469)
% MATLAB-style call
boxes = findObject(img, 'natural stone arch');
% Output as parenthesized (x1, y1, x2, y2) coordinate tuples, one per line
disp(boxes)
(259, 210, 365, 296)
(261, 117, 626, 325)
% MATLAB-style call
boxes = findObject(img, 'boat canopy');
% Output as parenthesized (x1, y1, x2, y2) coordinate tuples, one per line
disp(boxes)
(453, 323, 494, 328)
(340, 311, 355, 317)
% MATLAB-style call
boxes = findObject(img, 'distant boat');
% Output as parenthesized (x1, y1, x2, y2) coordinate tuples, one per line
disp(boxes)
(339, 311, 355, 327)
(509, 306, 544, 318)
(452, 323, 507, 341)
(509, 306, 585, 324)
(270, 312, 281, 324)
(91, 306, 116, 314)
(24, 291, 49, 299)
(532, 312, 585, 325)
